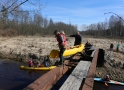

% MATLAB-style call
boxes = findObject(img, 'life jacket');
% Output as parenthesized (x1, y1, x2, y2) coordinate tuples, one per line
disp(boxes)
(37, 61, 41, 67)
(29, 60, 33, 64)
(56, 34, 67, 46)
(29, 60, 33, 67)
(44, 61, 49, 67)
(117, 43, 120, 48)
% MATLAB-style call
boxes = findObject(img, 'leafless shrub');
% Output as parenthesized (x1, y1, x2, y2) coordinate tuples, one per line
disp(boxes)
(0, 29, 17, 37)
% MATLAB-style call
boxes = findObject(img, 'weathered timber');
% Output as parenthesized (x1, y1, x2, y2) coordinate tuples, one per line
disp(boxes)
(82, 49, 99, 90)
(23, 60, 69, 90)
(59, 61, 91, 90)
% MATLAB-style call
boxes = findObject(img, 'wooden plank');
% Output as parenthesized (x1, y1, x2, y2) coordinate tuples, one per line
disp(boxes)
(82, 49, 99, 90)
(59, 61, 91, 90)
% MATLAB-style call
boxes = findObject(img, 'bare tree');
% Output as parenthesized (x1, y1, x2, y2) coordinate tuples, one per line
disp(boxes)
(43, 17, 48, 28)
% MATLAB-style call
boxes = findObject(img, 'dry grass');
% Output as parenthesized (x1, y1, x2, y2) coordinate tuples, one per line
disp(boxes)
(0, 36, 124, 81)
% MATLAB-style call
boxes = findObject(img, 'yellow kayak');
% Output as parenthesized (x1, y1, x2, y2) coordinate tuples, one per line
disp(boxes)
(50, 44, 84, 58)
(20, 65, 56, 71)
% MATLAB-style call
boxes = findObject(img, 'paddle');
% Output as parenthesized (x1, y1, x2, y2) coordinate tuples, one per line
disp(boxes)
(105, 82, 108, 87)
(98, 72, 101, 75)
(104, 82, 109, 90)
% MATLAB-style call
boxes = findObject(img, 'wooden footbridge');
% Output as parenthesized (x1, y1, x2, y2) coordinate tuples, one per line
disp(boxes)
(23, 48, 104, 90)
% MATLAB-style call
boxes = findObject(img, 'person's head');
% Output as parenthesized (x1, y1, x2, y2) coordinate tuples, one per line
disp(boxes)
(29, 59, 32, 62)
(106, 75, 110, 78)
(54, 30, 59, 35)
(87, 41, 89, 43)
(106, 75, 110, 81)
(60, 30, 65, 35)
(76, 31, 80, 35)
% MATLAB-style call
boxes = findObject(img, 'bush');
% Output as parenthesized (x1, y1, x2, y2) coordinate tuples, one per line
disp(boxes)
(0, 29, 17, 37)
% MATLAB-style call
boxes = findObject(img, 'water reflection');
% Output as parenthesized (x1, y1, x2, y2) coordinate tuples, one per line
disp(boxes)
(0, 59, 47, 90)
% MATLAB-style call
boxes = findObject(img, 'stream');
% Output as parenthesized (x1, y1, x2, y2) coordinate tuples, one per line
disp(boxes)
(0, 59, 47, 90)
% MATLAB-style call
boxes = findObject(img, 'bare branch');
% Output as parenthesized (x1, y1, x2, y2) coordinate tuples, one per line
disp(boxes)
(9, 0, 28, 13)
(104, 12, 124, 22)
(6, 0, 18, 10)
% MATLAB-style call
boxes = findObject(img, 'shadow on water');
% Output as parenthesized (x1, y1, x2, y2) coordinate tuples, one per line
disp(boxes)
(1, 59, 124, 90)
(51, 66, 75, 90)
(0, 59, 47, 90)
(51, 74, 69, 90)
(93, 81, 124, 90)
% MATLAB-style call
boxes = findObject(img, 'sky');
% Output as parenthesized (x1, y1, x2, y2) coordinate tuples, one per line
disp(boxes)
(22, 0, 124, 30)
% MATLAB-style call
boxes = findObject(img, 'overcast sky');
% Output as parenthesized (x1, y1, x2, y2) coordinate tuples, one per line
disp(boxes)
(22, 0, 124, 30)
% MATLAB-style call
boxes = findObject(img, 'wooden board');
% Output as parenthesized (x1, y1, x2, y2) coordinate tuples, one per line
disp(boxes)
(59, 61, 91, 90)
(82, 49, 99, 90)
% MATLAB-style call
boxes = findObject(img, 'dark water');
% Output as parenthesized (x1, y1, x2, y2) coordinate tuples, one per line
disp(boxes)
(1, 59, 124, 90)
(93, 82, 124, 90)
(0, 59, 47, 90)
(51, 73, 124, 90)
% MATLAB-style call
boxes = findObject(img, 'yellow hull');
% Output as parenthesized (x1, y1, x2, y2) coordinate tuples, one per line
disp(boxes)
(20, 65, 56, 71)
(50, 44, 84, 58)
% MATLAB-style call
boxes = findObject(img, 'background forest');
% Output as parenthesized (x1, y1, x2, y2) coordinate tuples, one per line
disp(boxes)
(0, 0, 124, 38)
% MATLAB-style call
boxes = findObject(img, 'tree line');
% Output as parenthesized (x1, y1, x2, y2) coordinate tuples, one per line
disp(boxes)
(0, 0, 124, 38)
(0, 0, 78, 36)
(0, 11, 78, 36)
(81, 15, 124, 38)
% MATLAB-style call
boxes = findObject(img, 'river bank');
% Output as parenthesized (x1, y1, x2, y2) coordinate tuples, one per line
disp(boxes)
(0, 36, 124, 81)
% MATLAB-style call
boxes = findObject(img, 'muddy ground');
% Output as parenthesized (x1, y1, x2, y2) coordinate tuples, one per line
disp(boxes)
(0, 36, 124, 82)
